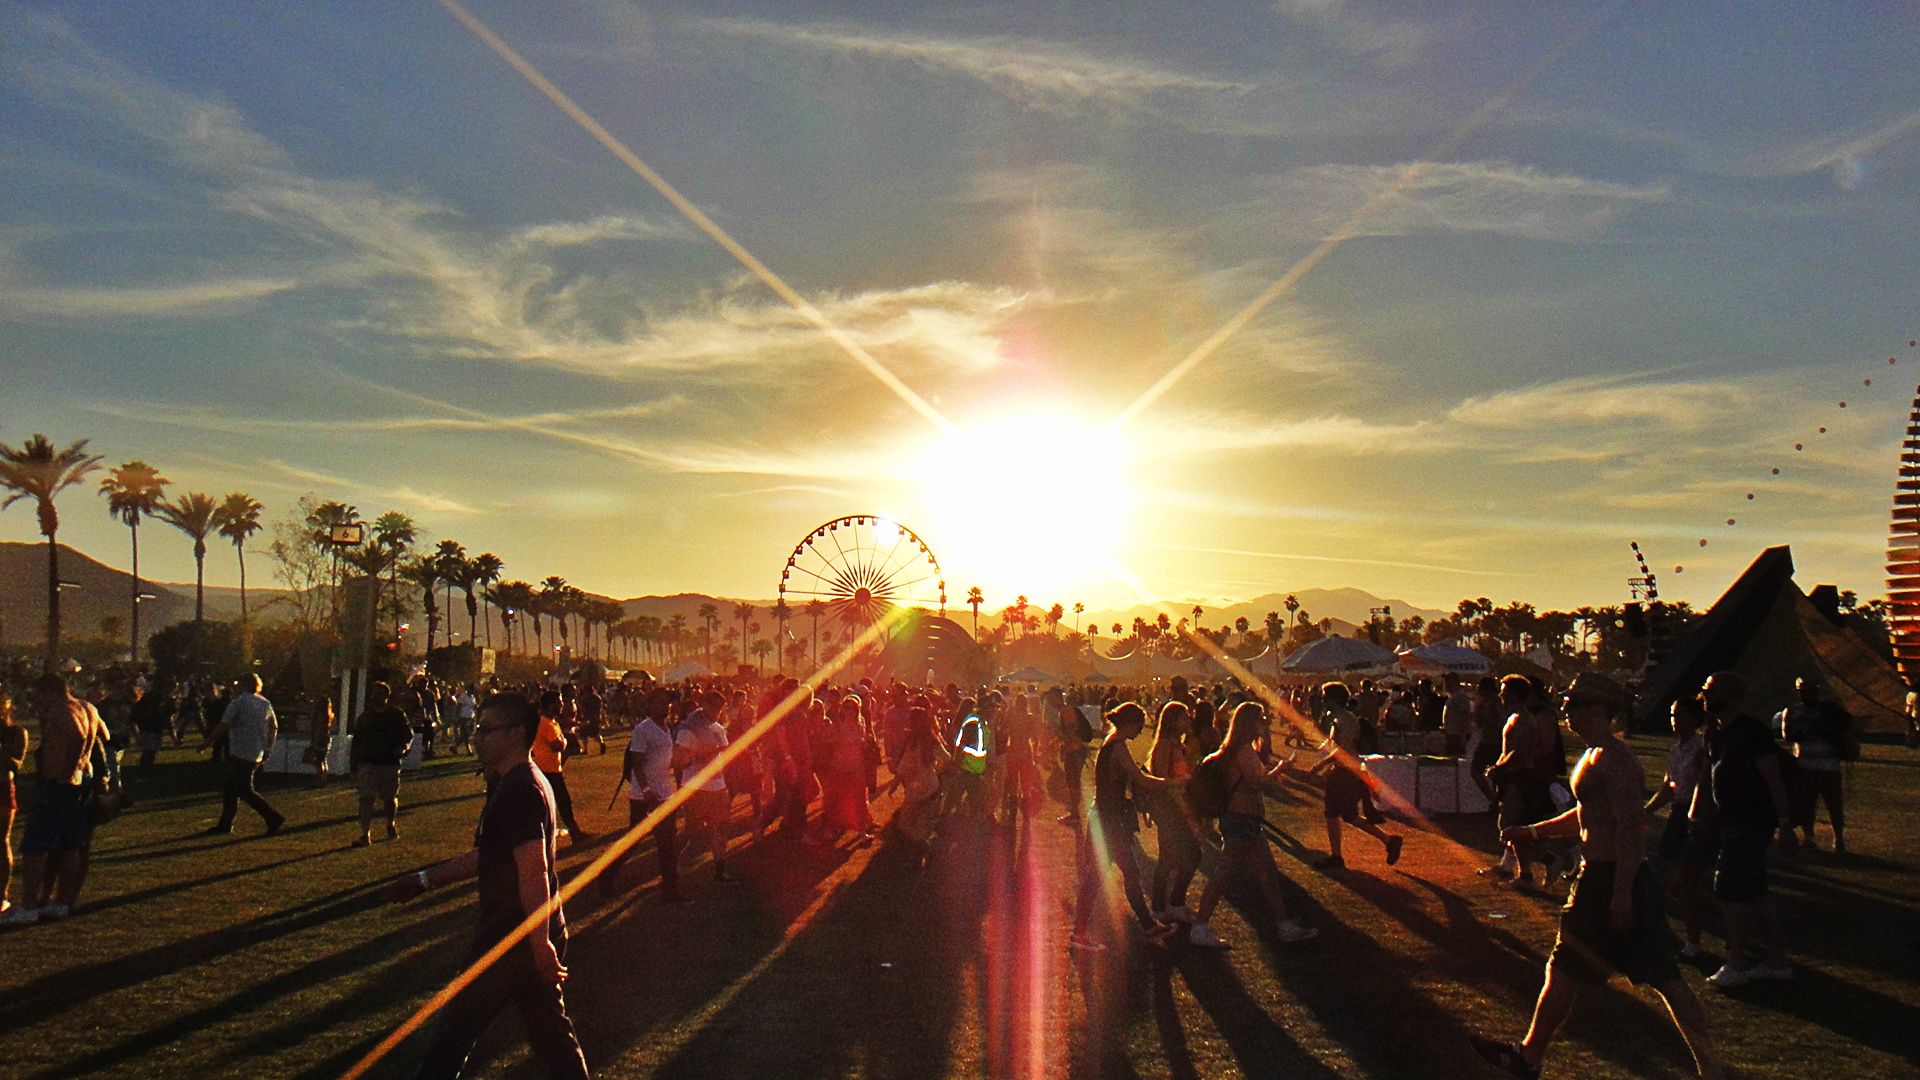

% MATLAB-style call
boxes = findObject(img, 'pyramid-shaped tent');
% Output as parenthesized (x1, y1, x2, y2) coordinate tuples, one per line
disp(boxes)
(1639, 546, 1907, 734)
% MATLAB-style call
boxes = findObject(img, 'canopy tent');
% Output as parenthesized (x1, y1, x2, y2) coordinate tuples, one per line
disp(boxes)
(1639, 546, 1907, 735)
(1000, 665, 1062, 683)
(1282, 635, 1397, 674)
(1081, 669, 1111, 683)
(1397, 642, 1493, 675)
(663, 660, 715, 682)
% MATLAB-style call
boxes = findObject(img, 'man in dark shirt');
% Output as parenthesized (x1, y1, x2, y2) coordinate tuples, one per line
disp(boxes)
(351, 682, 414, 846)
(1692, 672, 1797, 990)
(389, 693, 587, 1080)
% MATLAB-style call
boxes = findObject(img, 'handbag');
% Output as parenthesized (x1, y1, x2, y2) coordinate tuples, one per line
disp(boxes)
(87, 739, 128, 827)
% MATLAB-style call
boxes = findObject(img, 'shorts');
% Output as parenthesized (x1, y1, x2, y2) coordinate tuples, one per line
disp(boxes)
(1219, 810, 1264, 842)
(139, 731, 164, 754)
(1324, 768, 1369, 823)
(1713, 825, 1771, 903)
(1496, 776, 1555, 834)
(1547, 861, 1681, 987)
(356, 764, 402, 804)
(21, 780, 94, 854)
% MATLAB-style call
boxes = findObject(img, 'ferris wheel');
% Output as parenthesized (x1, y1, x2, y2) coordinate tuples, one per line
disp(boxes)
(778, 515, 946, 628)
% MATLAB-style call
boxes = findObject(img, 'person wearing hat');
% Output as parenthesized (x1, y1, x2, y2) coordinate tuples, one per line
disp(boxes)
(1470, 673, 1724, 1080)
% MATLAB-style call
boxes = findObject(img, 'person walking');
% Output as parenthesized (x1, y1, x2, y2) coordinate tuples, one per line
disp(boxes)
(131, 675, 172, 769)
(388, 692, 589, 1080)
(204, 673, 284, 838)
(1312, 683, 1405, 871)
(3, 674, 107, 924)
(1480, 676, 1555, 887)
(1069, 703, 1179, 952)
(1774, 677, 1851, 854)
(1647, 696, 1712, 956)
(352, 682, 414, 846)
(1187, 701, 1318, 948)
(1143, 700, 1205, 931)
(1695, 672, 1798, 989)
(534, 691, 590, 842)
(675, 690, 734, 883)
(1, 688, 28, 919)
(1470, 674, 1724, 1079)
(606, 694, 685, 903)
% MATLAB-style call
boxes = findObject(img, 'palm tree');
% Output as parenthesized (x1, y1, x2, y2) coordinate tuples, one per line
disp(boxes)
(1235, 615, 1250, 643)
(1284, 594, 1300, 624)
(433, 540, 468, 646)
(216, 492, 265, 660)
(770, 598, 792, 672)
(1191, 604, 1204, 627)
(698, 601, 719, 663)
(371, 511, 417, 643)
(1047, 602, 1065, 636)
(1072, 601, 1084, 634)
(471, 552, 503, 649)
(733, 601, 754, 663)
(806, 599, 825, 664)
(541, 577, 570, 656)
(0, 435, 104, 659)
(306, 501, 362, 621)
(751, 637, 773, 673)
(966, 586, 984, 641)
(156, 493, 223, 624)
(401, 558, 441, 655)
(1012, 595, 1029, 638)
(98, 460, 169, 662)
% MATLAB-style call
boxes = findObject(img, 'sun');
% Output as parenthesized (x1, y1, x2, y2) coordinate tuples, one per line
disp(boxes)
(914, 411, 1135, 604)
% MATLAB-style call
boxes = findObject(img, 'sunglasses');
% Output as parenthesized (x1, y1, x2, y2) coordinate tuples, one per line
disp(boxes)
(473, 721, 519, 739)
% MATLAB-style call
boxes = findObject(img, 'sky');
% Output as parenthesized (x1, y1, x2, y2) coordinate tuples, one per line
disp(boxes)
(4, 1, 1919, 617)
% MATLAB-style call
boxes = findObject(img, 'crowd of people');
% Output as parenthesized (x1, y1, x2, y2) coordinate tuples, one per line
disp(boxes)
(0, 653, 1879, 1078)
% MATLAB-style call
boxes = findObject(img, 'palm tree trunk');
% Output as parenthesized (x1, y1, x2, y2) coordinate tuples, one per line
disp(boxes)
(237, 543, 251, 666)
(45, 533, 59, 661)
(129, 520, 141, 662)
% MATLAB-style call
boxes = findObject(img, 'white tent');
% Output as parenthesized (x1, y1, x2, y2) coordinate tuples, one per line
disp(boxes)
(1282, 635, 1397, 674)
(1398, 642, 1493, 675)
(663, 660, 715, 682)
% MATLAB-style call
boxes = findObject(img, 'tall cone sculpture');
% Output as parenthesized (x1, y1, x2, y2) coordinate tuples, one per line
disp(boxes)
(1887, 389, 1920, 684)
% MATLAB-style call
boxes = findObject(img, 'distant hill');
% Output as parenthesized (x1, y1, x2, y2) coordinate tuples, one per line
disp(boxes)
(1076, 589, 1444, 638)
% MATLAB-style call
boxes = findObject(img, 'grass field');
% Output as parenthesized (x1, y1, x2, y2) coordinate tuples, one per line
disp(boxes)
(2, 734, 1916, 1079)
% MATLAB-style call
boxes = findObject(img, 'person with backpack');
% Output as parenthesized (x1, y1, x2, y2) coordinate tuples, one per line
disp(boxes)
(1186, 701, 1319, 949)
(1049, 687, 1095, 826)
(1069, 702, 1179, 952)
(1310, 683, 1405, 871)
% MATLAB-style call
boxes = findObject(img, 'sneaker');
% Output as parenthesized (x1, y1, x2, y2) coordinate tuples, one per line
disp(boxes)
(1475, 864, 1513, 881)
(1707, 963, 1752, 990)
(1068, 933, 1107, 953)
(1315, 854, 1346, 871)
(0, 906, 42, 928)
(1467, 1034, 1540, 1079)
(1385, 836, 1404, 866)
(1752, 960, 1794, 981)
(1679, 940, 1703, 958)
(265, 816, 285, 838)
(1187, 922, 1232, 950)
(1144, 921, 1180, 944)
(203, 825, 232, 837)
(1157, 905, 1197, 924)
(352, 835, 372, 848)
(1276, 920, 1319, 943)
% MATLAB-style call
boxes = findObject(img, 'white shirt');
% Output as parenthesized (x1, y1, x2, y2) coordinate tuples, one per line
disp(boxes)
(675, 712, 729, 793)
(627, 718, 676, 800)
(221, 692, 278, 763)
(457, 689, 476, 720)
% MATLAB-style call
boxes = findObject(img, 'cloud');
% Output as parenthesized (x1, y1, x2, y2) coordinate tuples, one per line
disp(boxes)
(687, 17, 1253, 116)
(0, 277, 299, 318)
(1272, 0, 1442, 69)
(1709, 108, 1920, 188)
(1256, 160, 1670, 242)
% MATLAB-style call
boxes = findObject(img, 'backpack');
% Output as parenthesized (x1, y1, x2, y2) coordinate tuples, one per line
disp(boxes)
(1185, 749, 1236, 819)
(1355, 713, 1380, 756)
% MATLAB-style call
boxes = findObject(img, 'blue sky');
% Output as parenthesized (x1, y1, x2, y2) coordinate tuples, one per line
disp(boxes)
(4, 1, 1918, 614)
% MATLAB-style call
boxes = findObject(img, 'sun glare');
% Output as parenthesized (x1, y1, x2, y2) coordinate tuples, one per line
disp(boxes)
(917, 412, 1135, 603)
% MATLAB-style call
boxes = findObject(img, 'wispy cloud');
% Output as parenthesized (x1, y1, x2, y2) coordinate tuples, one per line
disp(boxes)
(688, 17, 1253, 115)
(0, 276, 298, 318)
(1271, 0, 1443, 69)
(1255, 160, 1670, 242)
(1709, 108, 1920, 188)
